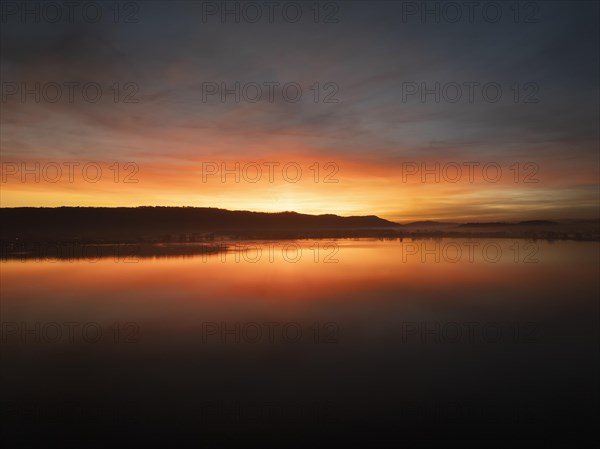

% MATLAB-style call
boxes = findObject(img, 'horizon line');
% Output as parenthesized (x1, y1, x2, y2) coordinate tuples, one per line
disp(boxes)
(2, 205, 598, 225)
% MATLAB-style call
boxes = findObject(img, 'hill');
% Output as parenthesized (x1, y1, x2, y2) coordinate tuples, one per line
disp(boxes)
(0, 207, 400, 242)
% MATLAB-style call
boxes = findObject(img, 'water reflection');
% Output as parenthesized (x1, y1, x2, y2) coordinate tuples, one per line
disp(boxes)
(1, 239, 598, 447)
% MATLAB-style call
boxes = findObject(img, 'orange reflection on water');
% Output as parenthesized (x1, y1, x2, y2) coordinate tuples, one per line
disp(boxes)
(2, 239, 598, 314)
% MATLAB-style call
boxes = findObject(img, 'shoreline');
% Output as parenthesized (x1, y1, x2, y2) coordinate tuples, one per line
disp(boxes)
(2, 232, 598, 261)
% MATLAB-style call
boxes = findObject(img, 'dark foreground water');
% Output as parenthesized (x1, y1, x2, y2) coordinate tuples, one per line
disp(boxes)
(1, 239, 598, 447)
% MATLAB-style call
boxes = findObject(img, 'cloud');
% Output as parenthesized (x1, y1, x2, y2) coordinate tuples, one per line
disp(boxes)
(1, 0, 598, 219)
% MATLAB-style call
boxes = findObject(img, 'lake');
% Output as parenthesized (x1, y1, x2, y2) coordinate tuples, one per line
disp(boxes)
(1, 238, 598, 447)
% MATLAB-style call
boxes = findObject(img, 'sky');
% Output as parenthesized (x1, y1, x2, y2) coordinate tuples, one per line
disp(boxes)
(1, 0, 598, 222)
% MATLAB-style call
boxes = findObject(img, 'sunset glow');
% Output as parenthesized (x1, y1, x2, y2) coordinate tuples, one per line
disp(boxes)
(1, 2, 599, 447)
(1, 1, 598, 222)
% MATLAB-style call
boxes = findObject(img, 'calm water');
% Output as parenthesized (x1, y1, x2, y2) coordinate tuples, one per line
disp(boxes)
(1, 239, 598, 447)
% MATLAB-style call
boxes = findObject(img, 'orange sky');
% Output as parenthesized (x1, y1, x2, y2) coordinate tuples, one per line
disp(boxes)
(1, 1, 598, 222)
(1, 150, 598, 222)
